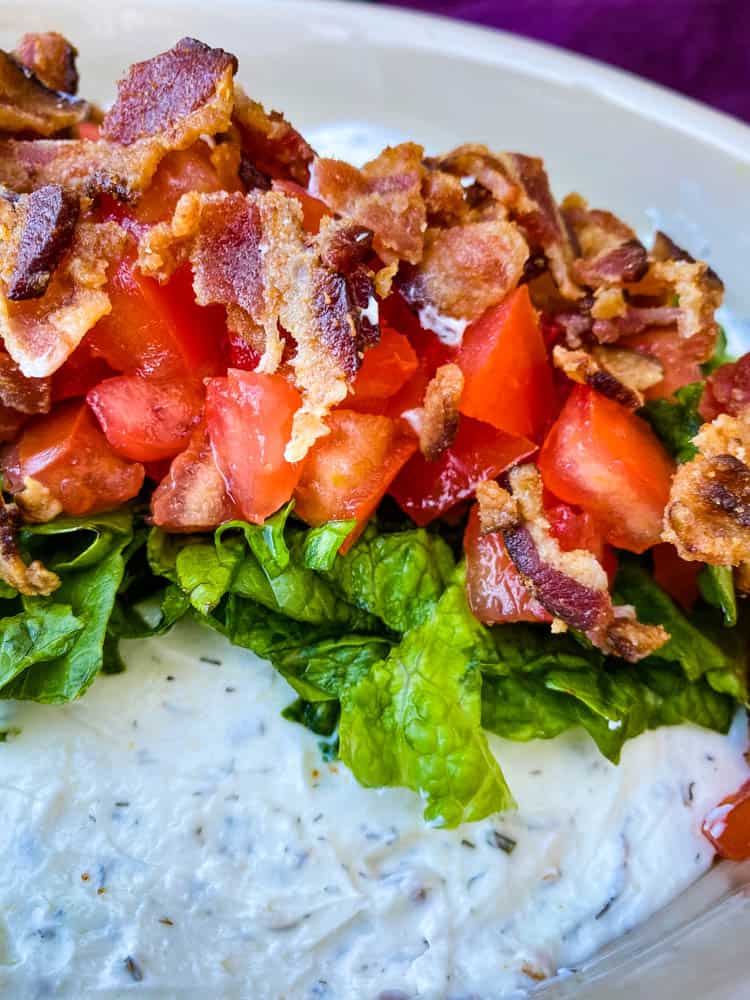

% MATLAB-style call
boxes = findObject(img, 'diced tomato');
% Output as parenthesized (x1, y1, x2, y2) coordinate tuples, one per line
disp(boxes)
(703, 779, 750, 861)
(272, 179, 330, 234)
(2, 401, 144, 515)
(390, 416, 536, 527)
(545, 499, 605, 562)
(294, 409, 417, 551)
(0, 405, 26, 443)
(137, 146, 231, 225)
(700, 353, 750, 421)
(225, 329, 260, 371)
(88, 257, 227, 379)
(465, 505, 552, 624)
(538, 385, 674, 553)
(143, 459, 172, 483)
(151, 424, 238, 532)
(348, 321, 419, 412)
(87, 375, 204, 462)
(651, 542, 700, 611)
(51, 340, 116, 402)
(77, 122, 101, 141)
(623, 327, 706, 400)
(206, 370, 302, 524)
(456, 286, 558, 442)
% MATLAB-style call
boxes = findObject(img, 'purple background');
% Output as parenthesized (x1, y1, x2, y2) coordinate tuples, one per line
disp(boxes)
(380, 0, 750, 124)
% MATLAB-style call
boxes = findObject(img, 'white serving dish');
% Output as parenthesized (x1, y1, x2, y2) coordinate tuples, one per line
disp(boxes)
(1, 1, 748, 996)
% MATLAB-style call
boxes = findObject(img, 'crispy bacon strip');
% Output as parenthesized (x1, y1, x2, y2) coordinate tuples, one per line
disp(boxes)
(0, 209, 126, 377)
(0, 49, 87, 137)
(310, 143, 426, 265)
(701, 352, 750, 421)
(0, 497, 59, 595)
(233, 88, 314, 186)
(488, 465, 668, 660)
(562, 194, 648, 287)
(475, 479, 520, 535)
(14, 32, 79, 94)
(416, 363, 464, 461)
(552, 344, 662, 410)
(0, 39, 237, 201)
(663, 411, 750, 566)
(3, 184, 80, 301)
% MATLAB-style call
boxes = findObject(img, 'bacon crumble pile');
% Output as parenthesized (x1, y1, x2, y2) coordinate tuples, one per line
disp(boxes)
(0, 34, 743, 660)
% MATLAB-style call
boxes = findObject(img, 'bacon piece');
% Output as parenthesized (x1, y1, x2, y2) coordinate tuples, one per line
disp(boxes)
(233, 89, 314, 186)
(552, 344, 662, 410)
(433, 144, 518, 204)
(0, 352, 50, 414)
(415, 362, 464, 461)
(151, 424, 237, 532)
(12, 475, 62, 523)
(0, 39, 237, 202)
(14, 32, 79, 94)
(562, 194, 648, 286)
(0, 213, 126, 377)
(701, 353, 750, 421)
(310, 143, 426, 265)
(0, 49, 87, 136)
(4, 184, 80, 300)
(500, 464, 668, 660)
(663, 411, 750, 565)
(0, 497, 59, 595)
(475, 479, 520, 535)
(400, 215, 528, 332)
(102, 38, 237, 145)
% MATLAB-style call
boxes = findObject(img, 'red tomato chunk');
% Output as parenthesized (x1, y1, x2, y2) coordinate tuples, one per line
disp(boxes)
(87, 376, 204, 462)
(703, 780, 750, 861)
(3, 401, 143, 515)
(206, 369, 302, 525)
(538, 384, 674, 553)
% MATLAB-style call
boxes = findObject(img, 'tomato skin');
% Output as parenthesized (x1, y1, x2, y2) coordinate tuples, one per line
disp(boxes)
(225, 329, 260, 371)
(390, 416, 536, 527)
(51, 340, 116, 402)
(348, 321, 419, 412)
(3, 401, 144, 515)
(465, 505, 552, 624)
(87, 375, 204, 462)
(456, 286, 557, 442)
(651, 542, 700, 611)
(700, 353, 750, 421)
(294, 409, 417, 551)
(88, 257, 227, 379)
(538, 384, 674, 553)
(623, 327, 706, 400)
(0, 405, 26, 443)
(206, 369, 302, 525)
(703, 779, 750, 861)
(272, 179, 330, 234)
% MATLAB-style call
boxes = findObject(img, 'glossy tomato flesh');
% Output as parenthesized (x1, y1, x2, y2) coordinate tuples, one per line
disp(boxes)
(206, 369, 302, 525)
(87, 375, 204, 462)
(3, 400, 144, 515)
(88, 256, 227, 379)
(390, 416, 536, 527)
(51, 339, 115, 402)
(348, 320, 419, 412)
(294, 409, 417, 551)
(538, 384, 674, 553)
(703, 780, 750, 861)
(456, 286, 557, 442)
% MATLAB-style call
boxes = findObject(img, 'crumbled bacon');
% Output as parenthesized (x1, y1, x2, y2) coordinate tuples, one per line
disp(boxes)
(0, 49, 87, 136)
(0, 213, 126, 377)
(700, 352, 750, 421)
(415, 362, 464, 461)
(14, 32, 79, 95)
(233, 89, 314, 186)
(151, 424, 237, 531)
(475, 478, 520, 534)
(562, 194, 648, 286)
(399, 214, 528, 329)
(3, 184, 80, 300)
(500, 464, 668, 660)
(663, 411, 750, 565)
(552, 344, 662, 410)
(0, 496, 59, 595)
(309, 143, 426, 265)
(0, 352, 50, 413)
(13, 475, 62, 522)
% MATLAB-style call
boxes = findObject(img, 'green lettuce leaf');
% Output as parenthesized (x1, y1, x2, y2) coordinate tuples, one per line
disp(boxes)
(699, 565, 737, 627)
(0, 602, 84, 688)
(702, 326, 731, 376)
(642, 382, 704, 464)
(302, 521, 356, 571)
(338, 572, 513, 827)
(324, 523, 455, 632)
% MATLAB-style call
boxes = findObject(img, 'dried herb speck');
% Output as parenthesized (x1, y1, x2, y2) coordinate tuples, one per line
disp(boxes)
(124, 955, 143, 982)
(485, 830, 517, 854)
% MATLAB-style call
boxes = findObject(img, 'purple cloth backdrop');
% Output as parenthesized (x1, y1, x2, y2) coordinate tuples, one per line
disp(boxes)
(381, 0, 750, 124)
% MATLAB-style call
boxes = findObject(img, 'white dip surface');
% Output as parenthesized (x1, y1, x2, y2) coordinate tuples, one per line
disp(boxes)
(0, 620, 747, 1000)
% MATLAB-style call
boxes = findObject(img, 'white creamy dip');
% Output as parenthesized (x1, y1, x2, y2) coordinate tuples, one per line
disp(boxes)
(0, 621, 747, 1000)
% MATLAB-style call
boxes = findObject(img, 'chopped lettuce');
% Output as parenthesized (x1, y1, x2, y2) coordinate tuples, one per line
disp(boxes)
(642, 382, 704, 464)
(699, 565, 738, 628)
